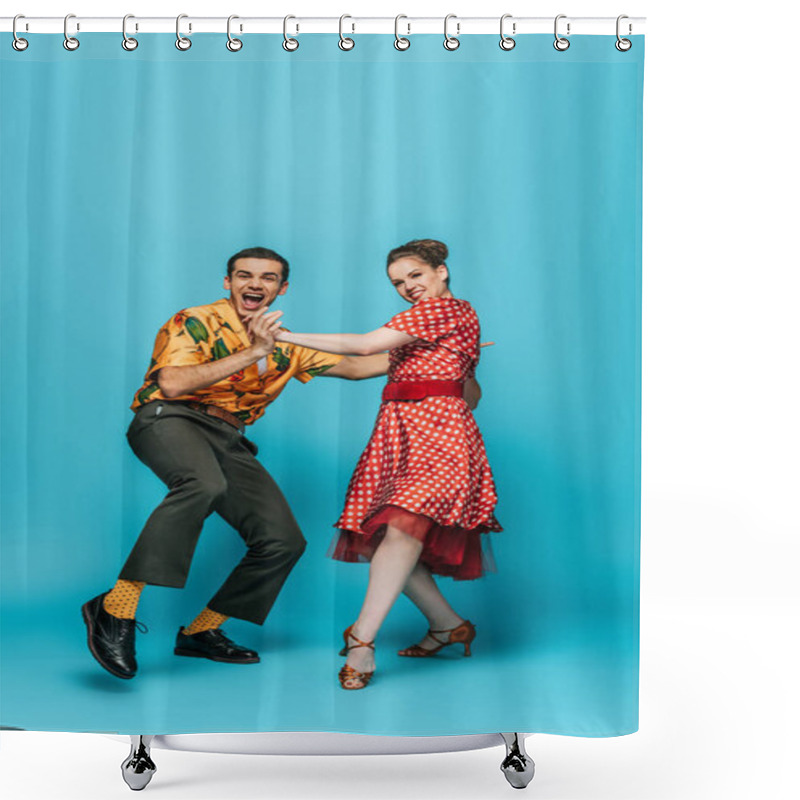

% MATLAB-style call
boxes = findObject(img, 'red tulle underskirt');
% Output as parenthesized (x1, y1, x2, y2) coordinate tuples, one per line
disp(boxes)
(328, 504, 497, 581)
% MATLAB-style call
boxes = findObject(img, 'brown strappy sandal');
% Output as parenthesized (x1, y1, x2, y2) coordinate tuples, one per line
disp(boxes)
(397, 619, 476, 658)
(338, 624, 376, 690)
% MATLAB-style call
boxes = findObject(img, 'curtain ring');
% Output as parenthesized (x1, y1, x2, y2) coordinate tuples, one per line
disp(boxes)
(443, 14, 460, 51)
(176, 14, 192, 50)
(122, 15, 138, 51)
(283, 15, 299, 51)
(553, 14, 570, 51)
(615, 15, 632, 51)
(499, 14, 515, 51)
(338, 14, 355, 51)
(63, 14, 80, 51)
(394, 15, 410, 51)
(227, 15, 243, 51)
(12, 15, 29, 51)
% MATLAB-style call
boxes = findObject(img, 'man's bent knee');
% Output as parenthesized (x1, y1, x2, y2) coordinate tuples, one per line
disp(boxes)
(249, 531, 306, 562)
(276, 533, 307, 562)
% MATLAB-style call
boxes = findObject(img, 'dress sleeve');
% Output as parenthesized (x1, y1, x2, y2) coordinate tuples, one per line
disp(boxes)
(291, 346, 345, 384)
(144, 311, 211, 381)
(384, 298, 463, 343)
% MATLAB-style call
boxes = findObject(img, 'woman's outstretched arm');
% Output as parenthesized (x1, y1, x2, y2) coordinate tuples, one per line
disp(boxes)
(258, 310, 416, 355)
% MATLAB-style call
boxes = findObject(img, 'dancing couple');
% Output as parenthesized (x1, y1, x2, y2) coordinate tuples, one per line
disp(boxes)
(83, 240, 501, 690)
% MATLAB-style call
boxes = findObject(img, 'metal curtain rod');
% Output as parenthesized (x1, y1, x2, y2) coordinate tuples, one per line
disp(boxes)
(1, 16, 645, 35)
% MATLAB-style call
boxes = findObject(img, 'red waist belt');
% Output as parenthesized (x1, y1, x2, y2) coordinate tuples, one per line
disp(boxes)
(382, 380, 463, 402)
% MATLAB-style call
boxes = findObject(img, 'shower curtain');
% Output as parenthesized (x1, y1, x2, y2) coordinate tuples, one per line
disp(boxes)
(0, 30, 643, 737)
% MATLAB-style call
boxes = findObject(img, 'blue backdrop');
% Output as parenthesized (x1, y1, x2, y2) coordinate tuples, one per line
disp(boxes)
(0, 33, 643, 736)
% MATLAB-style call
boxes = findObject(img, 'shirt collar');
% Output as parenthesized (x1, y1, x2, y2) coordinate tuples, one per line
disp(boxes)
(214, 298, 251, 348)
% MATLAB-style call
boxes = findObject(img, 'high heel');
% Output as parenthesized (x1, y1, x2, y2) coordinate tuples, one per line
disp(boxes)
(338, 624, 376, 690)
(398, 619, 476, 658)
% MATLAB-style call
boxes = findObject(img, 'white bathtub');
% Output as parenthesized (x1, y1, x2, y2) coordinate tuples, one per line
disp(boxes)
(113, 731, 535, 790)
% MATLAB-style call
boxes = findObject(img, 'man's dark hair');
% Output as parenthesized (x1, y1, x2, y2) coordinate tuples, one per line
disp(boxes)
(227, 247, 290, 283)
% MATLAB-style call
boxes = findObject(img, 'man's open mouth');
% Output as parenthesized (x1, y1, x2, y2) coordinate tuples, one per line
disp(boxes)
(241, 293, 265, 311)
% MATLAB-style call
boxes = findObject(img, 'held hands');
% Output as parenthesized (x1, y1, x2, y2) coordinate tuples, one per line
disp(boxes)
(245, 309, 285, 357)
(243, 306, 491, 359)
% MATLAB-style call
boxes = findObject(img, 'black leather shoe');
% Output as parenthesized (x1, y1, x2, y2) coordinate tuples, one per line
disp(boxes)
(81, 592, 145, 679)
(174, 627, 260, 664)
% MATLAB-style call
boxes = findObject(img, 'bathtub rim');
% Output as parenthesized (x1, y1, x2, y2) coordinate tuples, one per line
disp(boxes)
(104, 731, 531, 756)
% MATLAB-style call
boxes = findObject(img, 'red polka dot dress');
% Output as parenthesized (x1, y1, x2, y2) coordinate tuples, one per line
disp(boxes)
(330, 296, 502, 580)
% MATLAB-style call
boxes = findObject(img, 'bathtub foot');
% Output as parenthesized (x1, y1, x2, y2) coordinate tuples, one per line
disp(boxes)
(500, 733, 535, 789)
(122, 735, 157, 791)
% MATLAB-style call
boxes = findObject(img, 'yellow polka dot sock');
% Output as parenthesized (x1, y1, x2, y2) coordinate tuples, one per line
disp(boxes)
(183, 608, 229, 635)
(103, 580, 146, 619)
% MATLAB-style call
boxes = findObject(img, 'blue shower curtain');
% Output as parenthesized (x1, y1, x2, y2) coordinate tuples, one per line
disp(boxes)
(0, 32, 643, 736)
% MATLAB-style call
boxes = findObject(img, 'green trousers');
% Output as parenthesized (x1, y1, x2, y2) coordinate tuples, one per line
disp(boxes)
(119, 401, 306, 625)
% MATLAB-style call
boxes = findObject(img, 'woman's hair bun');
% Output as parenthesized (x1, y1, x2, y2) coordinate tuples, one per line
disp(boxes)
(387, 239, 448, 268)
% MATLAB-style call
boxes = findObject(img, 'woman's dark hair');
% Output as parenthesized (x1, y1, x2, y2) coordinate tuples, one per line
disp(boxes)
(227, 246, 290, 283)
(386, 239, 450, 285)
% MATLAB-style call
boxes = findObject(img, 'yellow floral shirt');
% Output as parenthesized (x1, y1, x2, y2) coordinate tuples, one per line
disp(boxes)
(131, 298, 342, 425)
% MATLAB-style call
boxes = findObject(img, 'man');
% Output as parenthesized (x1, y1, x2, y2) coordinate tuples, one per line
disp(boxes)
(82, 246, 387, 679)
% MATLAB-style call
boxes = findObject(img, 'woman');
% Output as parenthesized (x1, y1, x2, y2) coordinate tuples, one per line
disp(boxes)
(261, 239, 502, 690)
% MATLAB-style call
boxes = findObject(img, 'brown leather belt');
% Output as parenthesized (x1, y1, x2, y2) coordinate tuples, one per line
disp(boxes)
(184, 401, 245, 432)
(382, 380, 464, 402)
